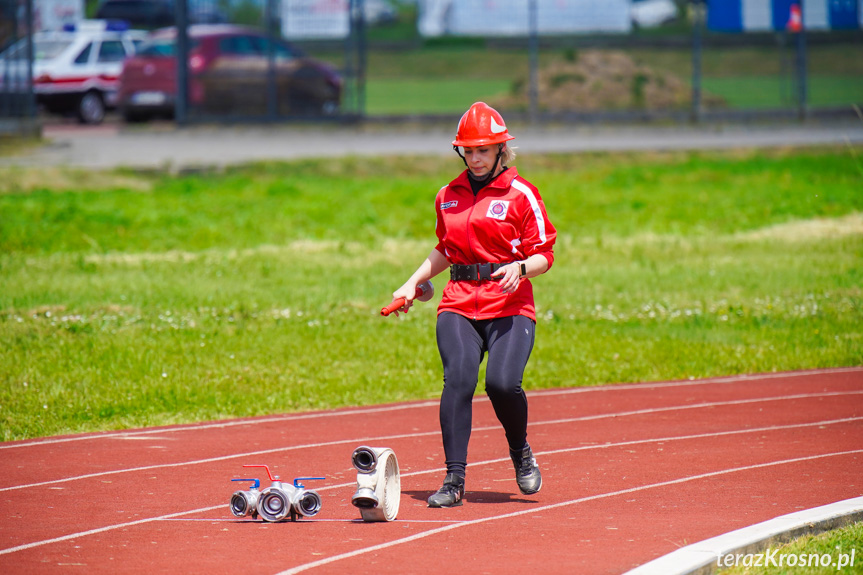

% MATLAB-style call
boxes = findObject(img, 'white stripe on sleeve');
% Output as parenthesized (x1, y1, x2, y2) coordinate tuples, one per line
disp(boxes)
(511, 178, 547, 246)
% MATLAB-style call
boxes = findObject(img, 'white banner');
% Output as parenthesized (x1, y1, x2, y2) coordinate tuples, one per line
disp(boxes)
(803, 0, 828, 29)
(419, 0, 632, 37)
(282, 0, 349, 39)
(34, 0, 84, 31)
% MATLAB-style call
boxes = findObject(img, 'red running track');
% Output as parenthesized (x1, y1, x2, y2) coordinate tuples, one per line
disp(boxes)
(1, 367, 861, 574)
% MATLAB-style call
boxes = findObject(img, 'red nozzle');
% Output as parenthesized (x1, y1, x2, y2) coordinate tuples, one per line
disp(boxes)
(381, 284, 430, 317)
(381, 297, 408, 316)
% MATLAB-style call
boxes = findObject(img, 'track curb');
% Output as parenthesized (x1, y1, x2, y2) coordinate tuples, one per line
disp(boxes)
(622, 496, 863, 575)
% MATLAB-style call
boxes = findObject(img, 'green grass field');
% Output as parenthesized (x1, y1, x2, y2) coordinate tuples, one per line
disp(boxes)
(717, 521, 863, 574)
(702, 75, 863, 109)
(355, 41, 863, 114)
(1, 146, 861, 441)
(366, 78, 512, 115)
(363, 74, 863, 114)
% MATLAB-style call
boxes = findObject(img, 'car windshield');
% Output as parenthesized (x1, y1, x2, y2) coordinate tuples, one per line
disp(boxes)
(268, 38, 304, 59)
(216, 36, 304, 59)
(1, 38, 73, 61)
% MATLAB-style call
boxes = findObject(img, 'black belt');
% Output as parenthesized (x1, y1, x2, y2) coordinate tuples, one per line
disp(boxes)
(450, 262, 508, 282)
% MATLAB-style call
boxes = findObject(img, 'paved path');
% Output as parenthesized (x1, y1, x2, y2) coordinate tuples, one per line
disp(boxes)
(3, 120, 863, 170)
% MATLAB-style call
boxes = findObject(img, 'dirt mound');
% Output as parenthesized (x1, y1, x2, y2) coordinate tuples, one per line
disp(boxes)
(493, 49, 724, 112)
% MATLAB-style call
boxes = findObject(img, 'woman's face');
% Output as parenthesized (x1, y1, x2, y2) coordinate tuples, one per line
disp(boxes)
(462, 145, 500, 178)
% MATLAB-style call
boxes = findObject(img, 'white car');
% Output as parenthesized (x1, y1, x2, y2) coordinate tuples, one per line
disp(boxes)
(0, 20, 146, 124)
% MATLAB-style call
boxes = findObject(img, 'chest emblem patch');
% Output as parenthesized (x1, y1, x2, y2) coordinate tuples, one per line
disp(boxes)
(486, 200, 509, 221)
(440, 200, 458, 210)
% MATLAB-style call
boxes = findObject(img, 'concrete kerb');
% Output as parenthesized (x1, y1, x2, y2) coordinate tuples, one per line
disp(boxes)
(622, 496, 863, 575)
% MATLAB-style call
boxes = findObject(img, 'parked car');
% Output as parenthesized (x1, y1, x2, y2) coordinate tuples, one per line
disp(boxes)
(95, 0, 228, 29)
(117, 25, 342, 121)
(0, 20, 146, 124)
(0, 20, 146, 123)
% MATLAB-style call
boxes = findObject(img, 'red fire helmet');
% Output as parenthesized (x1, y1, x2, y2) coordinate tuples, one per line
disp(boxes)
(452, 102, 515, 147)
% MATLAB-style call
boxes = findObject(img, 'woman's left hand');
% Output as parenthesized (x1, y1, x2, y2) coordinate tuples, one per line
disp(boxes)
(492, 262, 523, 294)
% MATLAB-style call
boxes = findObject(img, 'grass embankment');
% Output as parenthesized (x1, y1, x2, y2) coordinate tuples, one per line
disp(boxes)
(716, 521, 863, 574)
(1, 146, 861, 440)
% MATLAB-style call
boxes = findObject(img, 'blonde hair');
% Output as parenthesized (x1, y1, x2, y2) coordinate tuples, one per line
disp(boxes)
(500, 143, 517, 167)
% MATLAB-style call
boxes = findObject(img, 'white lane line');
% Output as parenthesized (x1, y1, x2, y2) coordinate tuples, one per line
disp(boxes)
(0, 431, 438, 493)
(0, 402, 440, 450)
(452, 416, 863, 470)
(1, 416, 860, 556)
(535, 390, 863, 426)
(157, 518, 466, 524)
(4, 367, 859, 450)
(3, 391, 861, 493)
(531, 366, 863, 398)
(0, 506, 225, 556)
(275, 449, 863, 575)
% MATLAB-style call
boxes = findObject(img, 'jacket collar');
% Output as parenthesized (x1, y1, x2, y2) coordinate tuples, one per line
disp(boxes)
(450, 167, 518, 195)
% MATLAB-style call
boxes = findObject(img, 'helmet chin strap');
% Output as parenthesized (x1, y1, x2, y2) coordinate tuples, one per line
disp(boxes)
(454, 144, 505, 187)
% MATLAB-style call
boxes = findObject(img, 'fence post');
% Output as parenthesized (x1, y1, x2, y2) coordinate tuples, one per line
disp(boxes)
(690, 0, 703, 124)
(24, 0, 35, 119)
(266, 0, 278, 119)
(346, 0, 366, 119)
(528, 0, 538, 124)
(357, 0, 366, 117)
(175, 0, 189, 125)
(794, 25, 808, 120)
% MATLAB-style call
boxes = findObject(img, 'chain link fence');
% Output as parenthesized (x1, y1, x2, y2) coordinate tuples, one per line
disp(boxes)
(0, 0, 36, 125)
(367, 0, 861, 123)
(170, 0, 366, 123)
(0, 0, 367, 128)
(1, 0, 861, 130)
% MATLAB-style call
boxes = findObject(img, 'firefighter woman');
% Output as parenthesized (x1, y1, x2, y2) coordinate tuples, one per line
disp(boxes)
(391, 102, 557, 508)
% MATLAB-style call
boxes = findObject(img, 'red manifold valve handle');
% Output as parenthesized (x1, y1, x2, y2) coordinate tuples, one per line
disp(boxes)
(381, 280, 433, 316)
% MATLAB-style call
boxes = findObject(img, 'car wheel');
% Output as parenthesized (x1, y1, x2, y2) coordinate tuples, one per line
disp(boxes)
(77, 91, 106, 124)
(321, 99, 339, 115)
(121, 107, 150, 123)
(286, 96, 339, 117)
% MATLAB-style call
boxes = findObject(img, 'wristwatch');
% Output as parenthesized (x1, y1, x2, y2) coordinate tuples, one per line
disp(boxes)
(519, 261, 527, 278)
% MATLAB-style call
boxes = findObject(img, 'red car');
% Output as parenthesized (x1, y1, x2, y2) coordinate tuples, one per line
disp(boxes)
(117, 24, 342, 121)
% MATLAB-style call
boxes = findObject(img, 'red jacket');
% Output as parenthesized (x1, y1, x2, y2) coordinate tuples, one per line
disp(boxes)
(434, 167, 556, 321)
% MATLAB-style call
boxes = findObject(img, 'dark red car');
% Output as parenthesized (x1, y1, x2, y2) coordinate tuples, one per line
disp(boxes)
(117, 24, 342, 121)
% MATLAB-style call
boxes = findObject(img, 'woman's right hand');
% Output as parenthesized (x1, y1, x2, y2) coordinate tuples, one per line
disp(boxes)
(388, 249, 448, 316)
(390, 282, 419, 315)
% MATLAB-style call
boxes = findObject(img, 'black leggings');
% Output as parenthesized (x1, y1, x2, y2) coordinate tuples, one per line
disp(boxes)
(435, 312, 536, 478)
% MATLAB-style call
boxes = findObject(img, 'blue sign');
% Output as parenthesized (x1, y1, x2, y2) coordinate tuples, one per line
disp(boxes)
(829, 0, 860, 29)
(707, 0, 861, 31)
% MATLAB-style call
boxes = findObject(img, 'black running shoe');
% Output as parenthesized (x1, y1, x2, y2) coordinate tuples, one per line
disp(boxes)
(427, 473, 465, 508)
(510, 444, 542, 495)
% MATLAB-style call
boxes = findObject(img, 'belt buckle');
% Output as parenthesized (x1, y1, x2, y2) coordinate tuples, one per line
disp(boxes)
(477, 263, 492, 281)
(451, 264, 476, 282)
